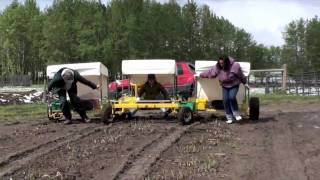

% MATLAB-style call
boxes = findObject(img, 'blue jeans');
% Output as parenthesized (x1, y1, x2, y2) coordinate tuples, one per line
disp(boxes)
(222, 85, 239, 116)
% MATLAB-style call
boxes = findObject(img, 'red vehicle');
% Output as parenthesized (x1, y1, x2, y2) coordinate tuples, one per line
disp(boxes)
(108, 61, 195, 99)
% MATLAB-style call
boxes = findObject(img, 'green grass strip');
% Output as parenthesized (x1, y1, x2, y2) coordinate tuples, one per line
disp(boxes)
(0, 103, 46, 122)
(253, 93, 320, 105)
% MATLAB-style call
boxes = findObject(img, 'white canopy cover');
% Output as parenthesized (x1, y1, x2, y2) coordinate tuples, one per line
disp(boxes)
(122, 59, 176, 75)
(46, 62, 109, 101)
(122, 59, 177, 87)
(195, 61, 251, 77)
(46, 62, 108, 79)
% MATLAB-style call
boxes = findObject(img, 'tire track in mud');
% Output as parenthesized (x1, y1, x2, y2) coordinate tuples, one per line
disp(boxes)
(108, 122, 199, 180)
(0, 124, 113, 178)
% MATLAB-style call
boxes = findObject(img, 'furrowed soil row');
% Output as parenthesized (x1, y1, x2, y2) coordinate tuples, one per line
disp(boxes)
(0, 124, 112, 178)
(0, 125, 93, 167)
(114, 122, 199, 180)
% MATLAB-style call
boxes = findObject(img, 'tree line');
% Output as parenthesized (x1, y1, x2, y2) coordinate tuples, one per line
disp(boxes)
(0, 0, 318, 81)
(282, 16, 320, 74)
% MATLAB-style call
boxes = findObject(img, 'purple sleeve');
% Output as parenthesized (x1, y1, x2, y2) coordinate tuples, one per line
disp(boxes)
(200, 66, 218, 78)
(230, 62, 247, 84)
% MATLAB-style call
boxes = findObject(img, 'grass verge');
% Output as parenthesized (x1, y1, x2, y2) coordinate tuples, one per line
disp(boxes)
(0, 103, 46, 122)
(253, 93, 320, 105)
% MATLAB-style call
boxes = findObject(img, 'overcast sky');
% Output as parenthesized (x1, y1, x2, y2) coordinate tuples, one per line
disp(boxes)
(1, 0, 320, 47)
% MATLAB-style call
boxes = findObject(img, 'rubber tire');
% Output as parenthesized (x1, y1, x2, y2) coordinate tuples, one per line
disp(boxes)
(178, 107, 194, 125)
(118, 113, 127, 120)
(249, 97, 260, 120)
(123, 112, 133, 121)
(102, 106, 114, 124)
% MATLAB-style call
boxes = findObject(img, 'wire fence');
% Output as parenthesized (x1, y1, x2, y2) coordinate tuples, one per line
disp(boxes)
(0, 75, 32, 87)
(287, 72, 320, 96)
(249, 70, 320, 96)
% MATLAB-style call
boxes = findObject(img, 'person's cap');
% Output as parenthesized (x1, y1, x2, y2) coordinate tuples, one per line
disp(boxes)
(147, 74, 156, 80)
(61, 69, 74, 81)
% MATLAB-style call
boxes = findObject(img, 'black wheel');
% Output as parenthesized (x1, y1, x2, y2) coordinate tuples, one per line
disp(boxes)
(123, 112, 133, 121)
(115, 112, 133, 121)
(249, 97, 260, 120)
(102, 106, 114, 124)
(178, 107, 194, 125)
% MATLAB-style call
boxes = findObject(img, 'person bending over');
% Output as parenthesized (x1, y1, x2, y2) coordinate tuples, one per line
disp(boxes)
(200, 55, 249, 124)
(48, 68, 99, 124)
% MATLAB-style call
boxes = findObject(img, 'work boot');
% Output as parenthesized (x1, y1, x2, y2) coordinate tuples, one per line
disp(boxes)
(226, 115, 233, 124)
(64, 119, 72, 125)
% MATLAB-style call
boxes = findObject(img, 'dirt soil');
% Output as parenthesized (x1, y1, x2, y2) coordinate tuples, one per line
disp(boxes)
(0, 102, 320, 180)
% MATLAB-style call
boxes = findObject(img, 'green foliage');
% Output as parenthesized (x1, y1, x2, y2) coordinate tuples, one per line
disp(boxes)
(282, 16, 320, 73)
(0, 0, 43, 79)
(0, 0, 284, 79)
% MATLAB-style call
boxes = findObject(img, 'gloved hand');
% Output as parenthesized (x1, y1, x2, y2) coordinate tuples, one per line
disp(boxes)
(244, 84, 250, 89)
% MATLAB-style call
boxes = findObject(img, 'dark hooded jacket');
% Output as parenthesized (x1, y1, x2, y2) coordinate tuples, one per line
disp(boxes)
(48, 68, 97, 93)
(138, 81, 169, 100)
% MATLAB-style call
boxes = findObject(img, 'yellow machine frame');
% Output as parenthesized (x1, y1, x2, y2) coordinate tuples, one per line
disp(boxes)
(110, 84, 182, 115)
(111, 84, 250, 116)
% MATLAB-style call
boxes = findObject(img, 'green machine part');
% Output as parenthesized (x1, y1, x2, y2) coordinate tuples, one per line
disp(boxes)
(50, 100, 73, 111)
(179, 101, 195, 111)
(51, 100, 61, 111)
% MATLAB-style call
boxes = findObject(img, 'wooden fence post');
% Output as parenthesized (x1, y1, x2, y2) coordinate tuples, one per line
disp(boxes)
(282, 64, 287, 92)
(316, 72, 320, 96)
(302, 72, 305, 95)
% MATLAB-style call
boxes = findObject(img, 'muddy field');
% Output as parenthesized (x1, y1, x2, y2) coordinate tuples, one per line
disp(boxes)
(0, 102, 320, 180)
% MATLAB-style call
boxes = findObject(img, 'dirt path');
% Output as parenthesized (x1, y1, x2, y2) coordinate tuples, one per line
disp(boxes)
(1, 102, 320, 180)
(225, 104, 320, 180)
(4, 119, 181, 180)
(148, 102, 320, 180)
(0, 119, 99, 175)
(116, 122, 199, 180)
(147, 118, 232, 179)
(0, 124, 108, 178)
(0, 119, 95, 159)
